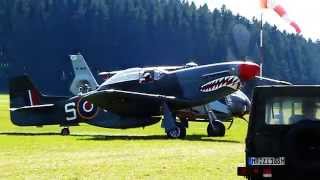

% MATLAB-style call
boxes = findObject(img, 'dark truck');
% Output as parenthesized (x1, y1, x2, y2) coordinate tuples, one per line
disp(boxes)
(238, 86, 320, 179)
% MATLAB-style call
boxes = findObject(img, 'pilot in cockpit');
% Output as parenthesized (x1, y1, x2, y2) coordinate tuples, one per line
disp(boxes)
(143, 72, 152, 82)
(139, 71, 153, 83)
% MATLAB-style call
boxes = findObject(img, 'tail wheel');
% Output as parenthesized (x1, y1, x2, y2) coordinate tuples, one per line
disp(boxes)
(207, 120, 225, 137)
(166, 123, 186, 139)
(61, 127, 70, 136)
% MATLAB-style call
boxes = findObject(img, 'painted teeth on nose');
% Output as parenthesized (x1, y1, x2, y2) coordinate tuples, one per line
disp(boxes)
(224, 81, 228, 86)
(201, 76, 241, 92)
(231, 84, 236, 89)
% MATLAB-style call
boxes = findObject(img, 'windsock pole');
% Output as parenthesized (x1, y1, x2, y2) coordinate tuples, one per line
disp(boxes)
(259, 13, 264, 76)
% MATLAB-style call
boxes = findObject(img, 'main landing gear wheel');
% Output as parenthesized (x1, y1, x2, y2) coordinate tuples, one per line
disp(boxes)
(207, 120, 225, 137)
(61, 127, 70, 136)
(166, 123, 186, 139)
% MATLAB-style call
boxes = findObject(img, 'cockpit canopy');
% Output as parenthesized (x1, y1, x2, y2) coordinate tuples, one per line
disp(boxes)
(102, 67, 167, 86)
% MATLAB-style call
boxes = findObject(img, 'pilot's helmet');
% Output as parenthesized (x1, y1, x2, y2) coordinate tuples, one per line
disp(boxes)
(143, 72, 152, 79)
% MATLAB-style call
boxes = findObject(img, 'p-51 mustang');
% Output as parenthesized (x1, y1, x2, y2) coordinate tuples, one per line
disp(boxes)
(97, 59, 251, 136)
(9, 54, 259, 138)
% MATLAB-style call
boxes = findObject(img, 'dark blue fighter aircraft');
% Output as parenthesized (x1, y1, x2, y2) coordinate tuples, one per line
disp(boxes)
(9, 55, 259, 138)
(98, 59, 252, 135)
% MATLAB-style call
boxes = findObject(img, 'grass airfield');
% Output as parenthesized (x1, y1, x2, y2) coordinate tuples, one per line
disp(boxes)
(0, 95, 246, 179)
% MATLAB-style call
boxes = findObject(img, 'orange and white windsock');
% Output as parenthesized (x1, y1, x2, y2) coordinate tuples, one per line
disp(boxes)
(260, 0, 301, 33)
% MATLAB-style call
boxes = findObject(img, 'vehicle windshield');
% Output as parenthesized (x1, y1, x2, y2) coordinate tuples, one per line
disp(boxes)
(266, 97, 320, 125)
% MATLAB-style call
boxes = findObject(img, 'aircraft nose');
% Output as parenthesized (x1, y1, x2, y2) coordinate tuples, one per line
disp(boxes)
(238, 62, 260, 81)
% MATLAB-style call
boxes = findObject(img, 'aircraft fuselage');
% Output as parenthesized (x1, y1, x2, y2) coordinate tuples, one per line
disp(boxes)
(92, 61, 257, 117)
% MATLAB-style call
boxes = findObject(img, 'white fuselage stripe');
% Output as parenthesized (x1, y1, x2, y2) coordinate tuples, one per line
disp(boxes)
(28, 90, 33, 106)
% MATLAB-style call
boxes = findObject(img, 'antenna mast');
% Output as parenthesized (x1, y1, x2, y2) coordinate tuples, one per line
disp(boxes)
(259, 12, 264, 76)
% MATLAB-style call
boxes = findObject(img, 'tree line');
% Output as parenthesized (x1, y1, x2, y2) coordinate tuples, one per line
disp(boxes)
(0, 0, 319, 94)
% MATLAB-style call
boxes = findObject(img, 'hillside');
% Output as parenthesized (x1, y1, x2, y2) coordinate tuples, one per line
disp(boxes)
(0, 0, 319, 94)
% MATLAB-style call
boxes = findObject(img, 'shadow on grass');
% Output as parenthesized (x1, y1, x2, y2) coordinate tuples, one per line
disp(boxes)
(0, 132, 240, 143)
(0, 132, 62, 136)
(80, 134, 241, 143)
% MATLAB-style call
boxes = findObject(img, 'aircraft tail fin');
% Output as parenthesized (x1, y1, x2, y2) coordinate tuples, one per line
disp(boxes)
(9, 75, 44, 108)
(9, 75, 70, 126)
(69, 54, 98, 95)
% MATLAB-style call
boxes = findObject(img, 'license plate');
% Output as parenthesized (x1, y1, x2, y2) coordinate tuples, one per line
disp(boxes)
(248, 157, 285, 166)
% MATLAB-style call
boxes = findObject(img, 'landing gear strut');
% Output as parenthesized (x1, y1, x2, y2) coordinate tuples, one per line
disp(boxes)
(162, 102, 187, 139)
(205, 105, 226, 137)
(61, 127, 70, 136)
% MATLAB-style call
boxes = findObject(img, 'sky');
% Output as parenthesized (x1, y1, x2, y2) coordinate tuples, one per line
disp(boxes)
(192, 0, 320, 41)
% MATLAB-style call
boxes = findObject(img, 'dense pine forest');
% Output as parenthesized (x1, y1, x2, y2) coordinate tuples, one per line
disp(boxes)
(0, 0, 319, 94)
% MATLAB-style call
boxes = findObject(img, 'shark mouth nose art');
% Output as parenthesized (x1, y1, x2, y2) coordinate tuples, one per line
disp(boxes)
(200, 76, 241, 92)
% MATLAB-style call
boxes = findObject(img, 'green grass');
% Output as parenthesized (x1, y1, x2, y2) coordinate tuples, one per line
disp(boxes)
(0, 95, 247, 179)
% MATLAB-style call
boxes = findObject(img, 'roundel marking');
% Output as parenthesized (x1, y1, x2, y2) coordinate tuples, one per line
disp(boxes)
(76, 98, 99, 120)
(83, 101, 94, 113)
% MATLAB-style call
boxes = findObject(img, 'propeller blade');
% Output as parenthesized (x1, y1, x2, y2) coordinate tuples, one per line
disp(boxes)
(255, 76, 292, 85)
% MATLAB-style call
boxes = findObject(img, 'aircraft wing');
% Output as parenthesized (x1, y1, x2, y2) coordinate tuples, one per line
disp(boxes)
(83, 89, 189, 110)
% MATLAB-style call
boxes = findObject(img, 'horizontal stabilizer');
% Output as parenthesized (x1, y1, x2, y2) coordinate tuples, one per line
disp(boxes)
(10, 104, 55, 112)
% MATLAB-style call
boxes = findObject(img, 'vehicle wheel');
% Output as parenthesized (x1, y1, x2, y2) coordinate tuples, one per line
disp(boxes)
(61, 127, 70, 136)
(207, 120, 226, 137)
(167, 124, 186, 139)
